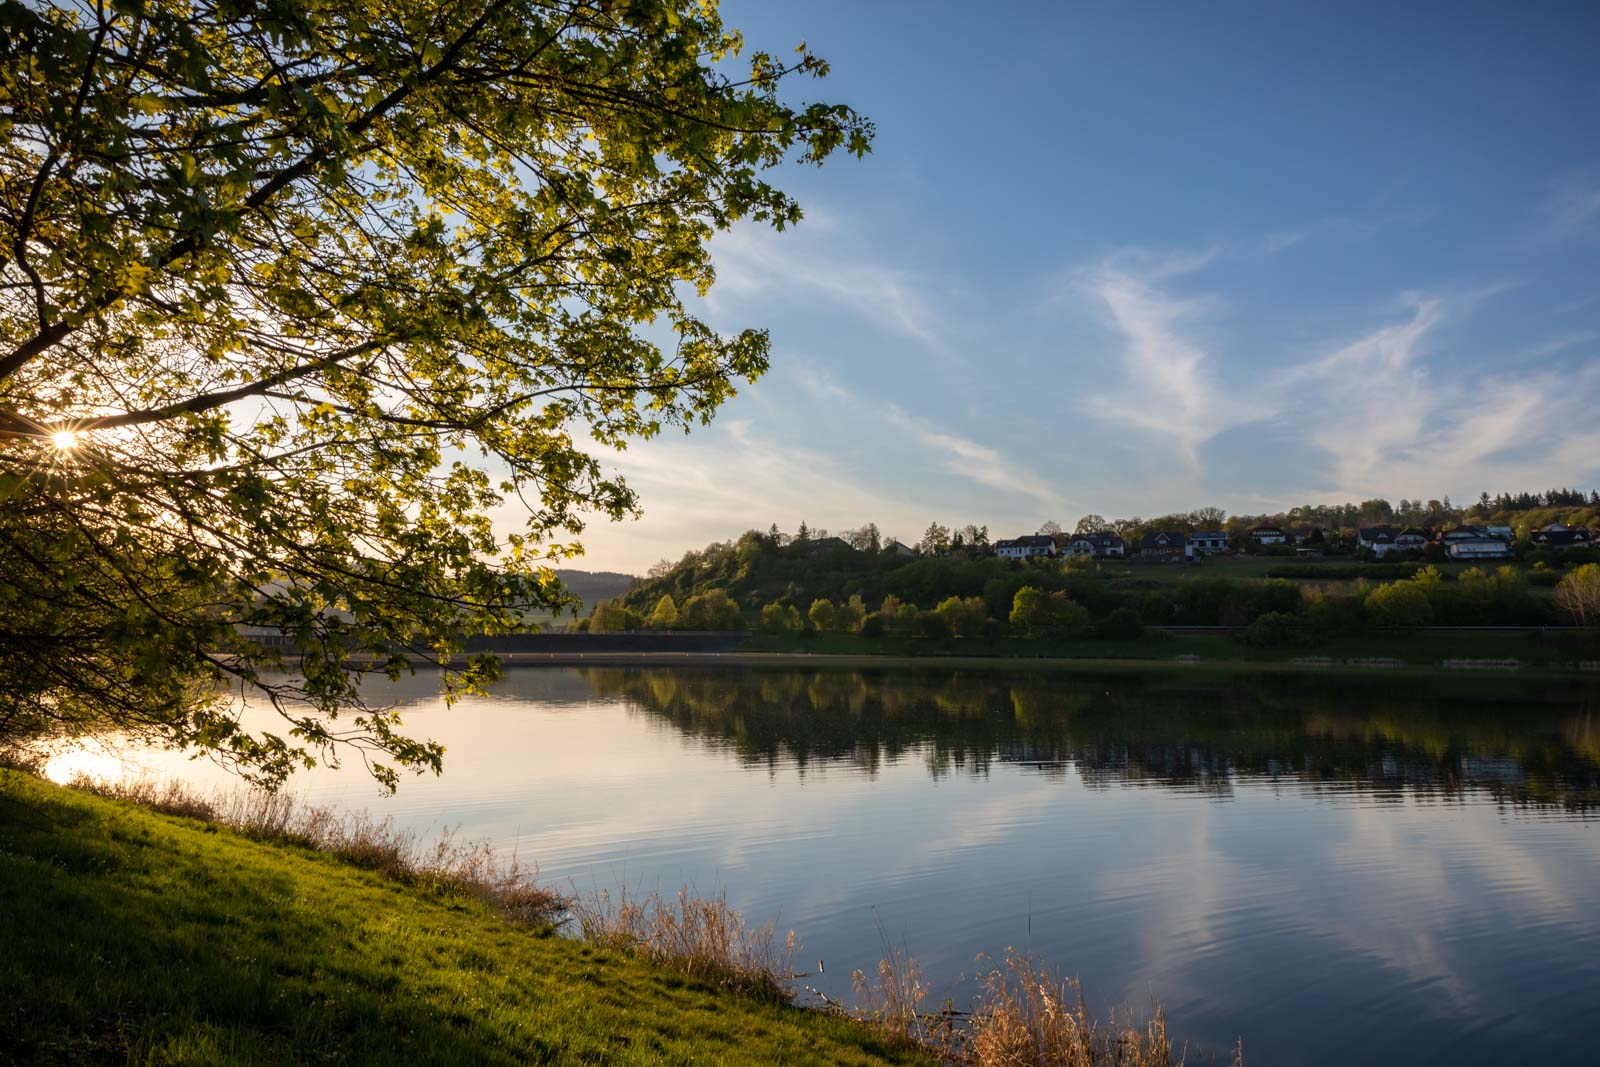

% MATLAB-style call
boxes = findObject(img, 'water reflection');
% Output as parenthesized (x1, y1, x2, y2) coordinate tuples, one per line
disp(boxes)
(567, 667, 1600, 813)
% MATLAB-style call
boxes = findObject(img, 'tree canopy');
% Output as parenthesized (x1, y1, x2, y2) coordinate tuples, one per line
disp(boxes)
(0, 0, 870, 788)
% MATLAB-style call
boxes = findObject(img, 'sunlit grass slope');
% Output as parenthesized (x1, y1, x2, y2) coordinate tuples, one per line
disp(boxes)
(0, 771, 928, 1066)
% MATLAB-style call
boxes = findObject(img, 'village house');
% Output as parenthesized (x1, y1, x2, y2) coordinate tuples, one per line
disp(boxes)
(1529, 524, 1594, 550)
(1446, 537, 1513, 560)
(1249, 525, 1287, 545)
(1138, 530, 1191, 561)
(1190, 530, 1229, 555)
(883, 540, 917, 558)
(1062, 532, 1126, 559)
(995, 534, 1057, 561)
(1356, 525, 1430, 558)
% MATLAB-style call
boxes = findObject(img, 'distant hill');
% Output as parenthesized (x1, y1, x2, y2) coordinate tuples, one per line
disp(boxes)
(553, 569, 638, 610)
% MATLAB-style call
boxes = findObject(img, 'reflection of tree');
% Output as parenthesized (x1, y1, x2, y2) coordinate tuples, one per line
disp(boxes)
(577, 667, 1600, 812)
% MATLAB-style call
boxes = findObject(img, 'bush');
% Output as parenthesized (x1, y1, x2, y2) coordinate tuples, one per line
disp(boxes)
(859, 611, 887, 638)
(1238, 611, 1313, 648)
(934, 595, 989, 637)
(915, 610, 951, 639)
(1096, 607, 1144, 640)
(1365, 581, 1433, 631)
(679, 590, 744, 631)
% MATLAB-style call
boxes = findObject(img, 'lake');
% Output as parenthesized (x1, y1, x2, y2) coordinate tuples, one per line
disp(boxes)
(47, 665, 1600, 1065)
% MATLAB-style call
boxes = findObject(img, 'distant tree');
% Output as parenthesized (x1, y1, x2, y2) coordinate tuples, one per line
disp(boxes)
(1075, 514, 1110, 533)
(1037, 520, 1063, 537)
(648, 596, 680, 630)
(808, 598, 836, 632)
(934, 595, 987, 637)
(796, 521, 812, 543)
(1191, 506, 1227, 528)
(879, 594, 903, 630)
(836, 594, 867, 632)
(845, 523, 881, 551)
(647, 559, 675, 580)
(1095, 607, 1144, 641)
(918, 522, 951, 556)
(589, 601, 640, 633)
(1365, 582, 1433, 631)
(679, 590, 744, 631)
(759, 603, 802, 634)
(1553, 564, 1600, 628)
(894, 602, 921, 632)
(1009, 586, 1089, 637)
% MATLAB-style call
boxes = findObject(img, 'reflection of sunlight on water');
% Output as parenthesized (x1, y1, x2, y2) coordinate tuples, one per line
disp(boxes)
(41, 738, 145, 785)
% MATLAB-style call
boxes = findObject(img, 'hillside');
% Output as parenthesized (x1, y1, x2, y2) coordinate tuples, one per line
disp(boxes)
(0, 771, 925, 1066)
(554, 568, 638, 609)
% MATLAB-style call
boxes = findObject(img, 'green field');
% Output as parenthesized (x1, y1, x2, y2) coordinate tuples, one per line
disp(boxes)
(0, 772, 927, 1067)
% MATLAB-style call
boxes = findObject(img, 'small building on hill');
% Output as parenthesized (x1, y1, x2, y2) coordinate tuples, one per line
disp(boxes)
(1063, 532, 1126, 559)
(1190, 530, 1229, 555)
(1250, 525, 1287, 545)
(1529, 525, 1593, 550)
(1357, 525, 1429, 557)
(1139, 530, 1190, 561)
(995, 535, 1057, 561)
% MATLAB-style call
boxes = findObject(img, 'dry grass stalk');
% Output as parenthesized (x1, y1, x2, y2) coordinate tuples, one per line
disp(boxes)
(67, 775, 568, 927)
(570, 885, 798, 1000)
(966, 950, 1183, 1067)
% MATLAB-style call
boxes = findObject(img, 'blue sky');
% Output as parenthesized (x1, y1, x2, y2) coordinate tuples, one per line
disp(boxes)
(557, 1, 1600, 574)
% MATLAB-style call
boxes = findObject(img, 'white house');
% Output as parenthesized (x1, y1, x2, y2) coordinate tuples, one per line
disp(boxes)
(1190, 530, 1229, 555)
(995, 535, 1057, 560)
(1064, 532, 1125, 559)
(1446, 537, 1512, 561)
(1250, 525, 1287, 545)
(1357, 525, 1430, 558)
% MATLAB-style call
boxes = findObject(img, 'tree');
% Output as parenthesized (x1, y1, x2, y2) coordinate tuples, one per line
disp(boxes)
(808, 598, 836, 632)
(835, 593, 866, 632)
(679, 590, 744, 631)
(648, 596, 680, 630)
(1037, 521, 1063, 537)
(0, 0, 870, 789)
(918, 522, 951, 556)
(933, 595, 987, 637)
(1075, 515, 1110, 533)
(759, 602, 800, 634)
(1365, 582, 1434, 631)
(1553, 564, 1600, 628)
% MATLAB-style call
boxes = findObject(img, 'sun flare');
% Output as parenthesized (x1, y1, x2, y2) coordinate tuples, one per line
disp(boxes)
(51, 429, 78, 451)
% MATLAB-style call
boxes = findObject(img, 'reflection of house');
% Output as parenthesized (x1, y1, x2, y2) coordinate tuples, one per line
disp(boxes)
(995, 535, 1057, 560)
(1190, 530, 1229, 555)
(1357, 525, 1430, 557)
(883, 540, 917, 558)
(1250, 525, 1287, 545)
(1529, 524, 1593, 550)
(1063, 532, 1125, 559)
(1139, 530, 1190, 560)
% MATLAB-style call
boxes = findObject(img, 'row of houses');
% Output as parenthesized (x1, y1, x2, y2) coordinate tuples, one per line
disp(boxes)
(991, 522, 1594, 563)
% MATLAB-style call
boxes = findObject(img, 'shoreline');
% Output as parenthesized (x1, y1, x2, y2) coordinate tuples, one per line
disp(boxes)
(477, 648, 1597, 680)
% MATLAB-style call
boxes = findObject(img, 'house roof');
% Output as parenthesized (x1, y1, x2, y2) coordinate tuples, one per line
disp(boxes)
(1070, 532, 1124, 546)
(1192, 530, 1228, 539)
(996, 535, 1055, 550)
(1358, 526, 1398, 542)
(1139, 530, 1187, 548)
(1530, 528, 1592, 546)
(1250, 525, 1285, 534)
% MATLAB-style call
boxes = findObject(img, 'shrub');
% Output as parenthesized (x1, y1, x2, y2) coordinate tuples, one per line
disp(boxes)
(860, 611, 887, 638)
(808, 598, 836, 632)
(679, 589, 744, 630)
(1238, 611, 1312, 648)
(1096, 607, 1144, 640)
(915, 610, 952, 639)
(1554, 563, 1600, 627)
(1365, 581, 1433, 631)
(934, 595, 988, 637)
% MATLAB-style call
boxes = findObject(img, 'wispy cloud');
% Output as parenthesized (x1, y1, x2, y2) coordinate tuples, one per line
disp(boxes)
(706, 221, 946, 350)
(1075, 251, 1262, 466)
(884, 406, 1062, 507)
(1532, 165, 1600, 245)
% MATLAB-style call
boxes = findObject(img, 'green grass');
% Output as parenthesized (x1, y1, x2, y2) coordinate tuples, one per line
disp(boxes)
(0, 771, 930, 1066)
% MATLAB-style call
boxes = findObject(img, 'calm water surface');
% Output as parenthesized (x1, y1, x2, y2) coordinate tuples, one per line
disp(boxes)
(58, 666, 1600, 1066)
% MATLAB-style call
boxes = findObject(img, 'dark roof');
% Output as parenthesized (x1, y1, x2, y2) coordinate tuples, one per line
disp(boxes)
(1358, 526, 1398, 542)
(1530, 528, 1592, 547)
(808, 536, 853, 552)
(1070, 532, 1123, 546)
(996, 535, 1054, 549)
(1192, 530, 1228, 539)
(1250, 525, 1285, 534)
(1139, 530, 1187, 548)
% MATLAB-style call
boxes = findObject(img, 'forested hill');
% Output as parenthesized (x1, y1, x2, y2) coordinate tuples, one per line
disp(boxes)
(554, 569, 638, 609)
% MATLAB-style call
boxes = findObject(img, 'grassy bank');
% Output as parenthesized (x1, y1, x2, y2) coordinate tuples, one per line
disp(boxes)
(0, 770, 929, 1066)
(736, 628, 1594, 672)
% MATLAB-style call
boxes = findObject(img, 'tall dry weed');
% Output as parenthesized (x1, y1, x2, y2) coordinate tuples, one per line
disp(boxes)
(570, 885, 798, 1000)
